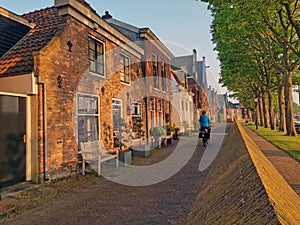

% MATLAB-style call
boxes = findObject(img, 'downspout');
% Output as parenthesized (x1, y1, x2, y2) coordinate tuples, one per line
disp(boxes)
(144, 96, 149, 145)
(140, 55, 149, 145)
(38, 77, 48, 181)
(43, 82, 48, 181)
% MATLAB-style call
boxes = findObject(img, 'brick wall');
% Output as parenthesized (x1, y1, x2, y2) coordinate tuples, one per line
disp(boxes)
(35, 15, 142, 179)
(140, 37, 173, 137)
(187, 124, 279, 224)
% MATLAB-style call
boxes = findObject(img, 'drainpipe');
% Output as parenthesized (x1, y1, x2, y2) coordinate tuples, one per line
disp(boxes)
(43, 82, 49, 181)
(144, 96, 149, 145)
(141, 59, 149, 146)
(38, 78, 48, 181)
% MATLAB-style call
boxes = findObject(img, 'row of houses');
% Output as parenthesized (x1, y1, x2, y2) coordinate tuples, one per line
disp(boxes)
(0, 0, 224, 187)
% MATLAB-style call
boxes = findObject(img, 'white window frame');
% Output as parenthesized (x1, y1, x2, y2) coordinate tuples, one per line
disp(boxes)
(112, 98, 123, 132)
(132, 101, 142, 117)
(131, 101, 143, 139)
(158, 99, 163, 126)
(150, 98, 156, 128)
(77, 93, 100, 146)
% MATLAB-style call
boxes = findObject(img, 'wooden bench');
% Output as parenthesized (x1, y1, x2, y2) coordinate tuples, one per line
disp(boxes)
(79, 141, 119, 175)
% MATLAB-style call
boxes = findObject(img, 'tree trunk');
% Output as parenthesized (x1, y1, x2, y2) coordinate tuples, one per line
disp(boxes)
(255, 100, 260, 130)
(266, 71, 275, 130)
(258, 94, 264, 127)
(284, 72, 296, 136)
(267, 88, 276, 130)
(278, 85, 286, 132)
(261, 90, 269, 128)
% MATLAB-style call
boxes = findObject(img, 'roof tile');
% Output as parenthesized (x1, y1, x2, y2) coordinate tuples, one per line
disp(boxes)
(0, 7, 65, 76)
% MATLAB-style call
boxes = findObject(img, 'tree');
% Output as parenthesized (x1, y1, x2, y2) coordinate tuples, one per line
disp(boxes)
(201, 0, 299, 135)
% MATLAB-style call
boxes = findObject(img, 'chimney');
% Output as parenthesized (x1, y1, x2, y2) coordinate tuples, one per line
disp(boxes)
(193, 49, 197, 55)
(102, 11, 112, 19)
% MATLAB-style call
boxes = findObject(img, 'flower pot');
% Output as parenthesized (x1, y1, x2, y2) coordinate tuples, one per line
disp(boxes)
(130, 145, 150, 158)
(119, 150, 132, 166)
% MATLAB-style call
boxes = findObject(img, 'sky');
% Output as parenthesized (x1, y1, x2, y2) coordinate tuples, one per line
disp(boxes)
(1, 0, 226, 94)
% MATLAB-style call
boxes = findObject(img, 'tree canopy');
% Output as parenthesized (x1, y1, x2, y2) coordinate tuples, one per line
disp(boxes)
(201, 0, 300, 135)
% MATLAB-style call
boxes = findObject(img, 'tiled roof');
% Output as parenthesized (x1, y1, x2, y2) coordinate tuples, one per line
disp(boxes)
(0, 12, 31, 58)
(0, 7, 65, 77)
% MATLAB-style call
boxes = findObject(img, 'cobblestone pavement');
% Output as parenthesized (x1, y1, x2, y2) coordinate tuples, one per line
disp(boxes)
(0, 134, 213, 225)
(2, 123, 299, 224)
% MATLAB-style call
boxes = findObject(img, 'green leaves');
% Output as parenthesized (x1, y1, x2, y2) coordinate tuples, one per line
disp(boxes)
(200, 0, 300, 105)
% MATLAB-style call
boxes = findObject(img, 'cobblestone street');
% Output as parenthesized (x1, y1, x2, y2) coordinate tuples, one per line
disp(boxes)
(1, 136, 209, 225)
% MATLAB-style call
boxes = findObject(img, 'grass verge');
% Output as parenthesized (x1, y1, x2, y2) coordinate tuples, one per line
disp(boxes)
(247, 125, 300, 161)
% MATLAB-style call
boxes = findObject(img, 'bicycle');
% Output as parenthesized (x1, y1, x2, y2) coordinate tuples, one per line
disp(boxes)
(199, 127, 210, 147)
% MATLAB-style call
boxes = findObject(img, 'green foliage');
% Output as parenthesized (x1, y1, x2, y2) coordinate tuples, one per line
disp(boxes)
(151, 127, 166, 137)
(199, 0, 300, 135)
(166, 124, 177, 132)
(294, 102, 300, 114)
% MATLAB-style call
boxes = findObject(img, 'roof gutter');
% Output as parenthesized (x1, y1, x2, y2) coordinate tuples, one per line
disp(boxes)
(0, 6, 36, 29)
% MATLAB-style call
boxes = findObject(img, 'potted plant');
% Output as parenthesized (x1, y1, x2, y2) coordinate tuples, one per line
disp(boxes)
(151, 126, 166, 138)
(182, 120, 190, 136)
(114, 119, 132, 165)
(150, 126, 166, 148)
(166, 124, 180, 140)
(166, 124, 175, 135)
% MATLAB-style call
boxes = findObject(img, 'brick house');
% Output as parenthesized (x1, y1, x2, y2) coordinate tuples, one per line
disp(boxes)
(103, 12, 174, 141)
(171, 49, 209, 122)
(0, 0, 145, 186)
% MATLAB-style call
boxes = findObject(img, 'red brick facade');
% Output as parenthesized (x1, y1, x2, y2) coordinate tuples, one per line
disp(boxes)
(0, 0, 186, 184)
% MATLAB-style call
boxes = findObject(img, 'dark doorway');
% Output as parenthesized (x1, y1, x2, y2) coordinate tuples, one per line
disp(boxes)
(0, 95, 26, 188)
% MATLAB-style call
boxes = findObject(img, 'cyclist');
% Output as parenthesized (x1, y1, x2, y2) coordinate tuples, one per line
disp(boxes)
(199, 110, 211, 132)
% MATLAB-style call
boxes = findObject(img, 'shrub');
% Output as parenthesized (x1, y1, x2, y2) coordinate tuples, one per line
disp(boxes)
(151, 126, 166, 137)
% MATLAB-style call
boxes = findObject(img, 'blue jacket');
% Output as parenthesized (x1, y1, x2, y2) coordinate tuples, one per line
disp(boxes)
(200, 114, 210, 127)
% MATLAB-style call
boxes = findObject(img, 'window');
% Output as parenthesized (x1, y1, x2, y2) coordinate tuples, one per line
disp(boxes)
(152, 54, 158, 89)
(77, 94, 99, 145)
(150, 98, 156, 128)
(132, 102, 141, 117)
(112, 99, 122, 132)
(89, 37, 104, 76)
(161, 62, 166, 91)
(120, 54, 130, 84)
(158, 99, 163, 126)
(132, 102, 143, 138)
(165, 101, 170, 123)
